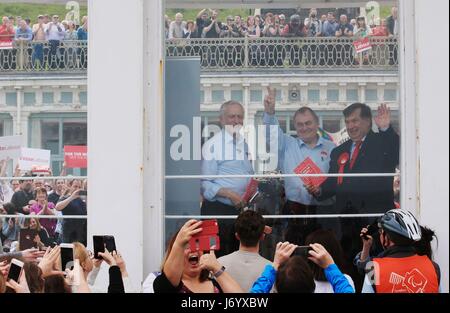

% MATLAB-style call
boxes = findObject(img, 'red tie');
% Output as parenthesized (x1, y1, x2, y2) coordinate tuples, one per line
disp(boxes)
(349, 141, 362, 170)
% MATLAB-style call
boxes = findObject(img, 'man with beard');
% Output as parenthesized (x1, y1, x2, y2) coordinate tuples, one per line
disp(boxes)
(10, 175, 35, 214)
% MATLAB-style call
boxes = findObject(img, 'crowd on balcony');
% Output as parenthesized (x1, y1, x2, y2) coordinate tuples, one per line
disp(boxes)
(165, 7, 398, 40)
(0, 14, 88, 70)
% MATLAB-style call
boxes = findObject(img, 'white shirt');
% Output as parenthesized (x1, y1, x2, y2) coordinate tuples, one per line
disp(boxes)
(45, 22, 65, 40)
(314, 274, 355, 293)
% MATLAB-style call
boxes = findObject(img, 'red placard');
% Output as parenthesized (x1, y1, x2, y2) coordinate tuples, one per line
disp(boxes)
(294, 157, 327, 188)
(241, 178, 259, 203)
(64, 145, 87, 168)
(189, 220, 220, 251)
(0, 41, 13, 50)
(353, 37, 372, 53)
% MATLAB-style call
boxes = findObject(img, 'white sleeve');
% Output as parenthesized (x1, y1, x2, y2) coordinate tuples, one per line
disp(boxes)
(361, 274, 375, 293)
(87, 266, 101, 286)
(142, 273, 157, 293)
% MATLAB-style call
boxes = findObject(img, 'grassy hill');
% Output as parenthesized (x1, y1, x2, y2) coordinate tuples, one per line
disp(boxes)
(0, 3, 87, 22)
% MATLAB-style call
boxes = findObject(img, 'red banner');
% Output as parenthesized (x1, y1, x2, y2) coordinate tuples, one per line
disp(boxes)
(294, 157, 327, 188)
(353, 37, 372, 53)
(0, 41, 13, 50)
(64, 145, 87, 168)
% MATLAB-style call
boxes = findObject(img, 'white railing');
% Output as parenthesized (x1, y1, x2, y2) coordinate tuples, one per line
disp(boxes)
(0, 39, 87, 73)
(166, 36, 398, 71)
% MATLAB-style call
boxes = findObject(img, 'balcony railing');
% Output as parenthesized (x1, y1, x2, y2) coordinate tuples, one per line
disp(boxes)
(0, 37, 398, 74)
(166, 37, 398, 72)
(0, 40, 87, 74)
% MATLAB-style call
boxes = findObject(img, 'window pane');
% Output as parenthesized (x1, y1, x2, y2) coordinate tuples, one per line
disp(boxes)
(43, 92, 54, 104)
(200, 90, 204, 103)
(366, 89, 378, 102)
(384, 89, 397, 101)
(308, 89, 320, 102)
(24, 92, 36, 106)
(231, 90, 243, 102)
(346, 89, 358, 102)
(41, 121, 60, 154)
(322, 118, 341, 133)
(79, 91, 87, 105)
(327, 89, 339, 102)
(63, 122, 87, 146)
(250, 90, 262, 102)
(60, 92, 73, 104)
(6, 92, 17, 106)
(211, 90, 224, 103)
(276, 90, 282, 102)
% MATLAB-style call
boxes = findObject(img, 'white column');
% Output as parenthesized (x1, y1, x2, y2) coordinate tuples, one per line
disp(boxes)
(33, 86, 42, 106)
(143, 0, 164, 280)
(88, 0, 147, 289)
(410, 0, 449, 292)
(358, 82, 366, 103)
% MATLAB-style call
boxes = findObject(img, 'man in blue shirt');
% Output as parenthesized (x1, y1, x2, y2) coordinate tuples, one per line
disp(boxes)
(201, 100, 254, 257)
(322, 12, 339, 37)
(263, 87, 335, 245)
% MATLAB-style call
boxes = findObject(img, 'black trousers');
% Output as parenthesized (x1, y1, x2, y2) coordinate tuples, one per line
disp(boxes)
(200, 200, 240, 258)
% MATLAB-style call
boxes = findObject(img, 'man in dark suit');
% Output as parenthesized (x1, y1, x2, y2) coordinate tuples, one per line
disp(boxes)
(386, 7, 398, 36)
(306, 102, 399, 290)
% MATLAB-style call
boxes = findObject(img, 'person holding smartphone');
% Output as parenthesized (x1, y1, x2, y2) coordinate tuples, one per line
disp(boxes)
(55, 179, 87, 246)
(153, 219, 243, 293)
(251, 241, 354, 293)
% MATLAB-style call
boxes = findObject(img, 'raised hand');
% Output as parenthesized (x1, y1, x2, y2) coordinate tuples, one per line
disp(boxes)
(374, 103, 391, 130)
(264, 86, 276, 115)
(199, 247, 221, 273)
(174, 219, 203, 247)
(308, 243, 335, 269)
(273, 241, 297, 270)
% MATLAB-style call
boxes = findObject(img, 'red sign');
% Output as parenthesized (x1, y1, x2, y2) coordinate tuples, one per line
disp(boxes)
(294, 157, 327, 188)
(0, 41, 13, 50)
(353, 37, 372, 53)
(64, 145, 87, 168)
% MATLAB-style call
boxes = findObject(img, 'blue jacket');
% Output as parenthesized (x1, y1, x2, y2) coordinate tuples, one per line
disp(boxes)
(251, 263, 354, 293)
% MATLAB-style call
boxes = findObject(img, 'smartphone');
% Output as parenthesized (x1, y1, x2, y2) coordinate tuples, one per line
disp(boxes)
(78, 190, 87, 196)
(189, 220, 220, 251)
(8, 259, 24, 282)
(292, 246, 313, 257)
(19, 229, 38, 250)
(93, 235, 105, 259)
(60, 243, 74, 270)
(363, 223, 378, 240)
(104, 235, 116, 253)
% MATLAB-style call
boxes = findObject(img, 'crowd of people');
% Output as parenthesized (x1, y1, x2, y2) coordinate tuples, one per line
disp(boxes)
(0, 159, 87, 252)
(0, 14, 88, 70)
(165, 7, 398, 39)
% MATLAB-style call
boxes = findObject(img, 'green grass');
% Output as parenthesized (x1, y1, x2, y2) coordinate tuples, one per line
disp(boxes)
(165, 9, 253, 22)
(0, 3, 87, 23)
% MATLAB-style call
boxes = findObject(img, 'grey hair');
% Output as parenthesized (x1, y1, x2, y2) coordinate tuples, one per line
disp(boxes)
(219, 100, 244, 117)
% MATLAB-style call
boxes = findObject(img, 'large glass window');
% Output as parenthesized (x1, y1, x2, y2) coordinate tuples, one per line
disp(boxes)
(29, 115, 87, 174)
(163, 2, 400, 289)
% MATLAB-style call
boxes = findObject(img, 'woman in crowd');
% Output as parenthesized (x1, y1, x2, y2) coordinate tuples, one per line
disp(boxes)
(305, 229, 355, 293)
(20, 217, 53, 249)
(73, 241, 133, 292)
(153, 219, 243, 293)
(353, 16, 372, 64)
(29, 187, 57, 239)
(245, 15, 261, 38)
(1, 203, 24, 250)
(251, 242, 354, 293)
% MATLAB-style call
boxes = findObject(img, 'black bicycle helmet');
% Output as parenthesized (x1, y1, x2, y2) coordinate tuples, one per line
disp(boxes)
(379, 209, 422, 241)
